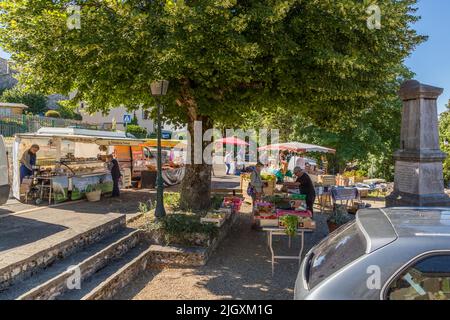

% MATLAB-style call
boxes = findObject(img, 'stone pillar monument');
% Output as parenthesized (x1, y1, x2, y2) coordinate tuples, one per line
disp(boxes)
(386, 80, 450, 207)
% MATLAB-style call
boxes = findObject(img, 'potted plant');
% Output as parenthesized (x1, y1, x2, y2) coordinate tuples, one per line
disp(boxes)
(279, 215, 299, 237)
(327, 204, 353, 233)
(85, 184, 102, 202)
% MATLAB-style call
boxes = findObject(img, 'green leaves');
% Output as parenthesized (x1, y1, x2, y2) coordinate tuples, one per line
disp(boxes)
(439, 102, 450, 186)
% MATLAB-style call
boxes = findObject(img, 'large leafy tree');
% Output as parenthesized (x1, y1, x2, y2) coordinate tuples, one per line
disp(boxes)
(439, 101, 450, 187)
(1, 87, 48, 115)
(0, 0, 424, 210)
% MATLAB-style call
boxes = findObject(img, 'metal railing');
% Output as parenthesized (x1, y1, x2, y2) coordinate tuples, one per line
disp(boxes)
(0, 114, 102, 137)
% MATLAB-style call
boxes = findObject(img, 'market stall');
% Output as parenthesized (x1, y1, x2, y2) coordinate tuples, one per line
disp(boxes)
(120, 139, 186, 188)
(252, 193, 316, 274)
(12, 127, 142, 204)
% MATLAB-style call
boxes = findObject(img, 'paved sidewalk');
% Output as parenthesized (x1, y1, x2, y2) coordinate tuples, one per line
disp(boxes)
(0, 190, 157, 269)
(114, 203, 329, 300)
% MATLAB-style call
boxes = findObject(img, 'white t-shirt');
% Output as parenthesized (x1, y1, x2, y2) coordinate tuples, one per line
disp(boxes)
(224, 152, 233, 164)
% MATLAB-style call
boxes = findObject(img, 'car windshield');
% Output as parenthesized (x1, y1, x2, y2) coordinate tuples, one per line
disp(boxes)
(308, 221, 367, 289)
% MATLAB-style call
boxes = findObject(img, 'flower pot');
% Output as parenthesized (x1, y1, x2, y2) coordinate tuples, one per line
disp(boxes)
(86, 190, 102, 202)
(327, 221, 340, 233)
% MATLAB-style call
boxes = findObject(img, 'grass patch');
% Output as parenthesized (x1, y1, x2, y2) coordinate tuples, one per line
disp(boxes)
(164, 192, 181, 210)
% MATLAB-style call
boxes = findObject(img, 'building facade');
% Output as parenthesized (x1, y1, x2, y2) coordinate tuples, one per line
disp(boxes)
(0, 58, 18, 91)
(80, 106, 156, 132)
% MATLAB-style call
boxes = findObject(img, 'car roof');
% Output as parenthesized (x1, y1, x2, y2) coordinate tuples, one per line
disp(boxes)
(357, 207, 450, 245)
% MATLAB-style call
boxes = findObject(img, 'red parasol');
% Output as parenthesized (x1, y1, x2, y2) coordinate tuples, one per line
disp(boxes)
(215, 137, 249, 146)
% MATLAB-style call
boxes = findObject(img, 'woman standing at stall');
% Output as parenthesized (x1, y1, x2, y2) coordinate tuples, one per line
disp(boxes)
(20, 144, 39, 183)
(249, 162, 265, 229)
(107, 154, 122, 197)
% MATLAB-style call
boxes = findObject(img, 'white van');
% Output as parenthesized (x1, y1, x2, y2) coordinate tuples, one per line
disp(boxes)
(0, 135, 10, 205)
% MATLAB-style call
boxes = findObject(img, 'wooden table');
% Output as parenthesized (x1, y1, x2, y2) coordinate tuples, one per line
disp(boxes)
(262, 227, 314, 275)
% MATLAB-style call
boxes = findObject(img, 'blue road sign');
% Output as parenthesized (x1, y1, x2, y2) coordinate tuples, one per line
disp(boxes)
(123, 114, 132, 124)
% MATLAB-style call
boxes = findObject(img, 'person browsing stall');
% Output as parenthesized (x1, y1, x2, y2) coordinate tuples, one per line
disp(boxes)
(107, 154, 122, 197)
(224, 151, 233, 175)
(20, 144, 39, 183)
(250, 162, 264, 201)
(293, 166, 316, 216)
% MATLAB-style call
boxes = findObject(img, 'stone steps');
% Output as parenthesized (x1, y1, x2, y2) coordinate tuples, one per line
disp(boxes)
(0, 214, 126, 291)
(57, 243, 151, 300)
(0, 227, 142, 300)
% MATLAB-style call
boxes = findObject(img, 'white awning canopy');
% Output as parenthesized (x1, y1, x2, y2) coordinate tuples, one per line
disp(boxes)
(258, 142, 335, 154)
(16, 127, 143, 146)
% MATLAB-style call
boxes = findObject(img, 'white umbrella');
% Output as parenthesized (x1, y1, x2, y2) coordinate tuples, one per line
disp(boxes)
(258, 142, 335, 154)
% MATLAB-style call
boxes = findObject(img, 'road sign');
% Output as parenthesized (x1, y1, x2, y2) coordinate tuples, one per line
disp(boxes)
(162, 132, 171, 139)
(123, 114, 132, 124)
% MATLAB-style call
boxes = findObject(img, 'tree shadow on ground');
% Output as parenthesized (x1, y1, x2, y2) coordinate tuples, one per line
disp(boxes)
(190, 211, 329, 300)
(0, 215, 67, 252)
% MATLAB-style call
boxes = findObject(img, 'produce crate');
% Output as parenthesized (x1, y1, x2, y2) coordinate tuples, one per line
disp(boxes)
(318, 175, 336, 186)
(279, 218, 316, 230)
(336, 175, 349, 187)
(289, 194, 306, 200)
(299, 219, 316, 230)
(276, 209, 312, 218)
(348, 176, 367, 185)
(263, 179, 276, 196)
(257, 217, 279, 227)
(240, 173, 251, 193)
(216, 207, 232, 215)
(201, 217, 225, 227)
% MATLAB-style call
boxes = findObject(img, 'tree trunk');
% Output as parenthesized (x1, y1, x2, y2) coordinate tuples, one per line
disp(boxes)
(179, 115, 213, 212)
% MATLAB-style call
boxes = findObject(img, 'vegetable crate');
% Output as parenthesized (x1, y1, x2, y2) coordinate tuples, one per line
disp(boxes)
(263, 179, 276, 196)
(278, 218, 316, 230)
(201, 217, 225, 227)
(257, 217, 278, 227)
(318, 175, 336, 186)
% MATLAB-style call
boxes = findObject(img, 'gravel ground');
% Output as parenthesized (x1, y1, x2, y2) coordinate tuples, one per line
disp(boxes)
(113, 203, 330, 300)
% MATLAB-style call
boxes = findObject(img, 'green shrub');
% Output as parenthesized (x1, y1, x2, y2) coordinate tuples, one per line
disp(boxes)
(126, 124, 147, 138)
(57, 101, 82, 120)
(138, 200, 154, 214)
(211, 194, 224, 210)
(164, 192, 181, 210)
(148, 214, 218, 246)
(45, 110, 61, 118)
(1, 87, 48, 115)
(327, 204, 354, 226)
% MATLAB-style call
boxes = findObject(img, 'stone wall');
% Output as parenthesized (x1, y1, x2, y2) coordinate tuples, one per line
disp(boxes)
(144, 212, 238, 268)
(0, 216, 126, 291)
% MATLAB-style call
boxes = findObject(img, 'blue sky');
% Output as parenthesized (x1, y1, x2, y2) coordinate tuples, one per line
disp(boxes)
(404, 0, 450, 113)
(0, 0, 448, 112)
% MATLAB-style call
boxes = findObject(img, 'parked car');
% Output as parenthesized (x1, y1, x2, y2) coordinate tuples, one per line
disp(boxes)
(294, 207, 450, 300)
(0, 135, 9, 205)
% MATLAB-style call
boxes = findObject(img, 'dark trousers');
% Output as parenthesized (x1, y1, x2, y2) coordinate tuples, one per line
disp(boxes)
(225, 163, 231, 175)
(20, 165, 32, 184)
(306, 195, 315, 216)
(112, 178, 120, 197)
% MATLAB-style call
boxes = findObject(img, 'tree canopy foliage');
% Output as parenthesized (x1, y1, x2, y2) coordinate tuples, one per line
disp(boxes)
(0, 87, 48, 115)
(0, 0, 425, 209)
(439, 101, 450, 187)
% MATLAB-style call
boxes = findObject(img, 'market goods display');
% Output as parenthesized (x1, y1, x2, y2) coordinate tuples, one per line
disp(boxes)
(260, 173, 276, 181)
(254, 201, 274, 213)
(279, 216, 316, 231)
(276, 209, 312, 218)
(223, 196, 243, 212)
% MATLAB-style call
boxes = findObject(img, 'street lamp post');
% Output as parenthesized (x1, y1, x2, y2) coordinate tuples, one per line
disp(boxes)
(151, 80, 169, 219)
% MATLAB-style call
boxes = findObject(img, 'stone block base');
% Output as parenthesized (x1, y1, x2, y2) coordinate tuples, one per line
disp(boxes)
(386, 191, 450, 208)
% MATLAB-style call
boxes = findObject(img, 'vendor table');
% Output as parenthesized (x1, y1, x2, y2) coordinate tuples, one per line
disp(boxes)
(263, 227, 313, 275)
(330, 186, 360, 207)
